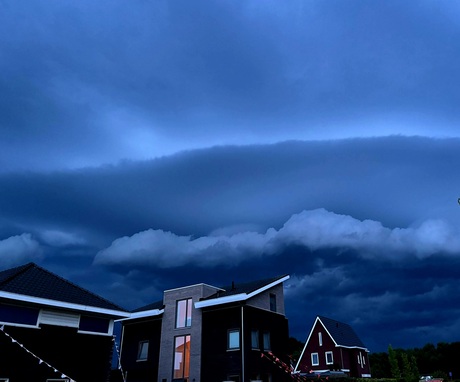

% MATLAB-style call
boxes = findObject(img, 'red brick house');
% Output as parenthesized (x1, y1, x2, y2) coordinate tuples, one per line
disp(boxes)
(295, 316, 371, 378)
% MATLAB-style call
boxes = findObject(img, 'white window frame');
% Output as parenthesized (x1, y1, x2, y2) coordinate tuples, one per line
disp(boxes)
(311, 352, 319, 366)
(325, 351, 333, 365)
(318, 332, 322, 346)
(137, 340, 149, 361)
(228, 329, 240, 350)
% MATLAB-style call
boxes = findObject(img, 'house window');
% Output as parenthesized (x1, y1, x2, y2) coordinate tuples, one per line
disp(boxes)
(318, 332, 322, 346)
(137, 340, 149, 361)
(325, 351, 333, 365)
(0, 379, 9, 382)
(251, 330, 259, 349)
(263, 331, 271, 351)
(269, 293, 277, 312)
(79, 315, 110, 334)
(173, 335, 191, 380)
(358, 352, 364, 367)
(228, 329, 240, 350)
(176, 298, 192, 328)
(311, 352, 319, 366)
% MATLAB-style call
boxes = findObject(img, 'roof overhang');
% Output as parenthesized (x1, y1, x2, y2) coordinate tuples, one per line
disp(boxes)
(336, 344, 370, 352)
(195, 275, 290, 309)
(116, 308, 164, 322)
(0, 291, 130, 318)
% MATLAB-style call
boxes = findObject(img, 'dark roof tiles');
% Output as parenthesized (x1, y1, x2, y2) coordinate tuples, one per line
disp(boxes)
(0, 262, 127, 312)
(132, 299, 164, 313)
(318, 315, 366, 348)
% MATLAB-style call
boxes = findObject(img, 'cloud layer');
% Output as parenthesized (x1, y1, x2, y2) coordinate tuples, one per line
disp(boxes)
(95, 209, 460, 268)
(2, 0, 460, 355)
(1, 1, 460, 171)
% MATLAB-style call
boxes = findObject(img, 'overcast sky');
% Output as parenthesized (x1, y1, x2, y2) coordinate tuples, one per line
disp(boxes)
(1, 0, 460, 354)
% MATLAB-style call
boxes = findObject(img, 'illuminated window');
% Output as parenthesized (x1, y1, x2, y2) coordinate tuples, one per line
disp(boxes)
(311, 352, 319, 366)
(137, 340, 149, 361)
(173, 335, 191, 380)
(176, 298, 192, 328)
(228, 329, 240, 350)
(325, 351, 333, 365)
(318, 332, 322, 346)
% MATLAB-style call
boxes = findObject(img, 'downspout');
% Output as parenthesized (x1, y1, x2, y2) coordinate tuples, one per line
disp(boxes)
(119, 324, 126, 381)
(241, 305, 245, 382)
(340, 348, 344, 371)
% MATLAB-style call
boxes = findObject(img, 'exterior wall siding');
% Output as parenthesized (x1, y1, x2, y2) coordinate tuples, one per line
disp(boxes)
(201, 303, 290, 382)
(246, 284, 285, 315)
(297, 321, 371, 378)
(119, 316, 162, 382)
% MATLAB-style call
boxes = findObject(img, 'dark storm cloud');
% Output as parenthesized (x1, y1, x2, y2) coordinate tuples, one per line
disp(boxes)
(1, 137, 460, 351)
(1, 136, 459, 246)
(1, 1, 460, 171)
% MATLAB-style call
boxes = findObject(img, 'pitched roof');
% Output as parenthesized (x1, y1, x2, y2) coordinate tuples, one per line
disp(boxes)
(132, 299, 164, 313)
(318, 316, 367, 349)
(0, 262, 128, 314)
(208, 275, 289, 299)
(195, 274, 289, 308)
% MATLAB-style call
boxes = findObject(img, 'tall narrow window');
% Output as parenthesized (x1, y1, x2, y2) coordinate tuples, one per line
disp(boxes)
(251, 330, 259, 349)
(311, 352, 319, 366)
(137, 340, 149, 361)
(228, 329, 240, 350)
(176, 298, 192, 328)
(318, 332, 322, 346)
(325, 351, 333, 365)
(173, 335, 191, 380)
(263, 331, 271, 351)
(269, 293, 277, 312)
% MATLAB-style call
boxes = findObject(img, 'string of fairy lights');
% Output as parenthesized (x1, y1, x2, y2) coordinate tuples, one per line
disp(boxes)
(0, 325, 76, 381)
(112, 336, 127, 382)
(0, 325, 126, 382)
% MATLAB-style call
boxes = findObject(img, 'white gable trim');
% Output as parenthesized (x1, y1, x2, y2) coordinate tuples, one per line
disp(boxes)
(294, 316, 321, 372)
(317, 317, 369, 352)
(195, 275, 289, 309)
(317, 316, 339, 347)
(0, 291, 130, 318)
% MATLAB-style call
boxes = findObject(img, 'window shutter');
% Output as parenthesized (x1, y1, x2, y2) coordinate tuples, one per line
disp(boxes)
(39, 310, 80, 328)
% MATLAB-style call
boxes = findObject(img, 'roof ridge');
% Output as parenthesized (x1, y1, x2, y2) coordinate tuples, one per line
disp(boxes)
(0, 262, 35, 288)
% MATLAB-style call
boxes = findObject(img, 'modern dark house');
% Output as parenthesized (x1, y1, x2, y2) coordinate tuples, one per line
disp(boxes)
(0, 262, 130, 382)
(294, 316, 371, 378)
(118, 275, 291, 382)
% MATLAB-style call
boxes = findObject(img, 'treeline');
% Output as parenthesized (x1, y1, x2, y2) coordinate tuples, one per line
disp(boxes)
(370, 342, 460, 381)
